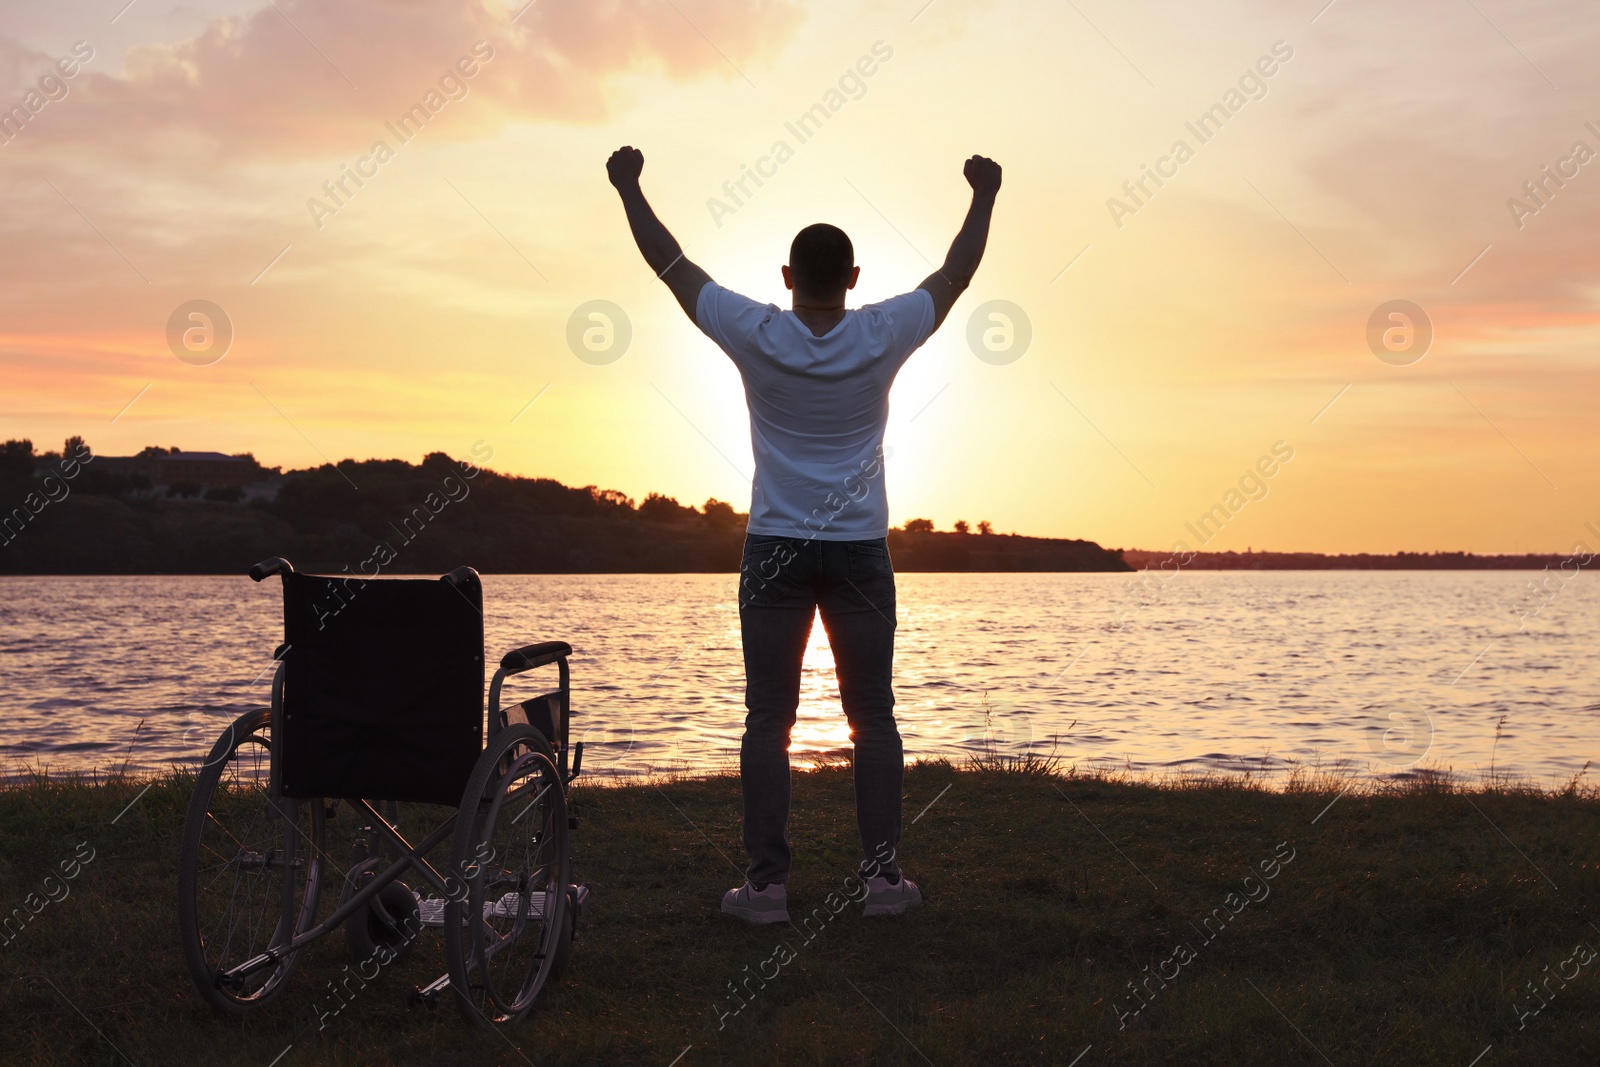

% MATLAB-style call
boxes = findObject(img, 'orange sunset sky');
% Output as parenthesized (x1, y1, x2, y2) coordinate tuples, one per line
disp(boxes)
(1, 0, 1597, 554)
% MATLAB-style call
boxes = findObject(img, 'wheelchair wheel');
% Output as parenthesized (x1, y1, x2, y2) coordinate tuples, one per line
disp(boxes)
(444, 725, 570, 1028)
(177, 707, 325, 1012)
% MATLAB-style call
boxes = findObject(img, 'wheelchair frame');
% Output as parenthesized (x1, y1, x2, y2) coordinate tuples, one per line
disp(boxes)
(176, 557, 586, 1028)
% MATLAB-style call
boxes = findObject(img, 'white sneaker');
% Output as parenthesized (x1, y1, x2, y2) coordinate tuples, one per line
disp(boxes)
(862, 876, 922, 917)
(721, 881, 790, 924)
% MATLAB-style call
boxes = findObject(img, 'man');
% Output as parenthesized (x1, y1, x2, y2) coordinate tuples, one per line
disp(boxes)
(607, 145, 1000, 922)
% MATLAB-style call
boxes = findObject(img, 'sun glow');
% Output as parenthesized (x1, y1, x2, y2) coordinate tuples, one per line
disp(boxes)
(2, 0, 1595, 554)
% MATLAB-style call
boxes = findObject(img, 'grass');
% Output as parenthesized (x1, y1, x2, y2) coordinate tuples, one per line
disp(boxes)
(3, 759, 1600, 1065)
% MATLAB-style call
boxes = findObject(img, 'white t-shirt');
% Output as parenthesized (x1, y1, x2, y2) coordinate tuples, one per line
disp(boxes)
(695, 281, 937, 540)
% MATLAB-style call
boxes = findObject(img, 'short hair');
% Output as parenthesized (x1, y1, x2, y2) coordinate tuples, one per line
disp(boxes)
(788, 223, 854, 293)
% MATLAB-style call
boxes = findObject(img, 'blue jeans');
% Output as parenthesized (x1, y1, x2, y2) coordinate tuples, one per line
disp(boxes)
(738, 534, 903, 885)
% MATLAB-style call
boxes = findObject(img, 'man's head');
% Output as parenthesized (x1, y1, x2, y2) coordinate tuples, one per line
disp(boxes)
(782, 223, 859, 305)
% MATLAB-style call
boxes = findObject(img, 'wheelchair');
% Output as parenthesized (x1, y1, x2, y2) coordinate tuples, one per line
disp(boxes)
(176, 558, 587, 1028)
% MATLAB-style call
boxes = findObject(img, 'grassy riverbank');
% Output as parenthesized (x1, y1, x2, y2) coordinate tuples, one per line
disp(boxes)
(3, 761, 1599, 1065)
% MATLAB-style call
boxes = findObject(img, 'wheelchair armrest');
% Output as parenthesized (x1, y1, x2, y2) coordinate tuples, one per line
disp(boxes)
(249, 557, 294, 582)
(500, 641, 572, 674)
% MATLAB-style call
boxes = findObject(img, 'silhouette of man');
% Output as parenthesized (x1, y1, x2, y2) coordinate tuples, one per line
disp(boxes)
(608, 146, 1001, 922)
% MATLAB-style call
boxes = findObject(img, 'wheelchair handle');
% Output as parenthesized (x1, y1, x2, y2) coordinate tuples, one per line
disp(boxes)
(249, 557, 295, 582)
(500, 641, 572, 674)
(439, 566, 480, 591)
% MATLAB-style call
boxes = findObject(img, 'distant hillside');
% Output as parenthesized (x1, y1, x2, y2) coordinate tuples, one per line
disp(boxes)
(0, 446, 1129, 575)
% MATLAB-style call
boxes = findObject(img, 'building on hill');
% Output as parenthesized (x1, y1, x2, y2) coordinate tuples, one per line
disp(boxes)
(99, 449, 265, 489)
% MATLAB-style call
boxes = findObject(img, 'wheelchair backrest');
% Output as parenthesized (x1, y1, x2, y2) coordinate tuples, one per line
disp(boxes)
(277, 571, 484, 805)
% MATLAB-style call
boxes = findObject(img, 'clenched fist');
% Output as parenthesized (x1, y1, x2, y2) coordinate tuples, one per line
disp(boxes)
(963, 155, 1002, 198)
(607, 146, 644, 189)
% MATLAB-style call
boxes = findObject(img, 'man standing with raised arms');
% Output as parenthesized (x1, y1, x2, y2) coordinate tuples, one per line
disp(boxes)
(608, 146, 1001, 922)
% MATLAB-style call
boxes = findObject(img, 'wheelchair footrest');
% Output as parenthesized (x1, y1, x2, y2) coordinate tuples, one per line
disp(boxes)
(415, 891, 561, 927)
(409, 974, 449, 1009)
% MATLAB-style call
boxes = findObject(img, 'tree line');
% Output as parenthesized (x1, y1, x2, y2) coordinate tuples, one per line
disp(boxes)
(0, 438, 1129, 574)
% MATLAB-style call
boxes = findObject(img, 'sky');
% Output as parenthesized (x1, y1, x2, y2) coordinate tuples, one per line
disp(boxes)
(1, 0, 1597, 554)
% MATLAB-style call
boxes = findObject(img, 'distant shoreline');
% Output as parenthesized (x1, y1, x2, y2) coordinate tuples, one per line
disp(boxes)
(0, 551, 1579, 577)
(1117, 548, 1576, 570)
(0, 448, 1581, 575)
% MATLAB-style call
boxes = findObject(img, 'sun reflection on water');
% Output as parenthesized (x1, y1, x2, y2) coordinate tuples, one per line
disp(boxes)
(791, 611, 852, 768)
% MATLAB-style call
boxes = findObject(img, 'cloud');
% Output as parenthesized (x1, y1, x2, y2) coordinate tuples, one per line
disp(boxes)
(6, 0, 802, 163)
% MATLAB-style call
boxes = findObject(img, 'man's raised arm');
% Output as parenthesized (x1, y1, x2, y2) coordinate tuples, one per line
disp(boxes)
(918, 155, 1002, 331)
(608, 146, 712, 322)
